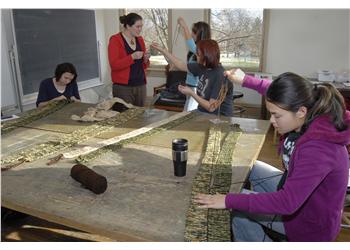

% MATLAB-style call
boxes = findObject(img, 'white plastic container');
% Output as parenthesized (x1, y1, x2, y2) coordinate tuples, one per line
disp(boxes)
(317, 70, 335, 82)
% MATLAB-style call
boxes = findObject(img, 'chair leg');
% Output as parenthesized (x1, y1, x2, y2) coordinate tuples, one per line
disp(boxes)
(342, 211, 350, 226)
(233, 105, 246, 117)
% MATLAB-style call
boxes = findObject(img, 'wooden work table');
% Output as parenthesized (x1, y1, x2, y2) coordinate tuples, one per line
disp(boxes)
(1, 103, 270, 241)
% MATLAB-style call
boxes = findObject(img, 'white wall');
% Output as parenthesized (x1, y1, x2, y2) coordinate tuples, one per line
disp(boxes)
(265, 9, 350, 78)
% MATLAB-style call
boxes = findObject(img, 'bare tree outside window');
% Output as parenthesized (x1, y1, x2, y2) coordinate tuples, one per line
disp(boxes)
(211, 9, 263, 71)
(126, 9, 168, 66)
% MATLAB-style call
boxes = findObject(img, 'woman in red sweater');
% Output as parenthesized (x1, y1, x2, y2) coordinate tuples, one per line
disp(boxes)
(108, 13, 150, 107)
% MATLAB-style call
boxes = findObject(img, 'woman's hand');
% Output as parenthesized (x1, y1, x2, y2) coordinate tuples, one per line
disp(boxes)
(168, 63, 178, 71)
(53, 95, 67, 101)
(224, 68, 246, 86)
(177, 17, 191, 40)
(151, 43, 187, 72)
(177, 17, 186, 28)
(143, 51, 151, 63)
(194, 193, 226, 209)
(70, 96, 81, 102)
(150, 42, 166, 54)
(178, 85, 193, 96)
(131, 51, 144, 60)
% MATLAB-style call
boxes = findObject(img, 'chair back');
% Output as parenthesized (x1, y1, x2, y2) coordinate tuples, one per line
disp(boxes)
(165, 71, 187, 93)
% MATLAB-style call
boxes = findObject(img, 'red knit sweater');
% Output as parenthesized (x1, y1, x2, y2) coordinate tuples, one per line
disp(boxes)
(108, 32, 149, 85)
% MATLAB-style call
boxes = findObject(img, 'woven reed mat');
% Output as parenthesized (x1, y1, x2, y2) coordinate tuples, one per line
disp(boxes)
(184, 123, 242, 241)
(75, 112, 197, 164)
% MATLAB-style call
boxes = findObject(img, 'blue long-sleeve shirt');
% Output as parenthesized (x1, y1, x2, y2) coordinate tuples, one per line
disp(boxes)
(36, 78, 80, 107)
(185, 38, 199, 87)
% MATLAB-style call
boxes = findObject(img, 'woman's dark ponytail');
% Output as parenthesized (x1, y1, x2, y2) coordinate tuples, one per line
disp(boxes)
(119, 15, 126, 25)
(266, 72, 348, 132)
(308, 83, 347, 131)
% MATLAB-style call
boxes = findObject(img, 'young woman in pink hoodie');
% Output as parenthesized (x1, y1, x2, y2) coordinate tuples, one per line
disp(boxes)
(195, 69, 350, 241)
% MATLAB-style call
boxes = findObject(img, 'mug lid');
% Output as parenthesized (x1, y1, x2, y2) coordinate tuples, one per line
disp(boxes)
(172, 138, 188, 150)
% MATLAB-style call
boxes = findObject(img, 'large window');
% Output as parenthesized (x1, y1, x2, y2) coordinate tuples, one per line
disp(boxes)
(125, 9, 169, 67)
(210, 9, 264, 71)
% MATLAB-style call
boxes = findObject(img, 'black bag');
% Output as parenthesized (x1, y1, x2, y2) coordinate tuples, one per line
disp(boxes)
(165, 70, 187, 89)
(155, 70, 187, 107)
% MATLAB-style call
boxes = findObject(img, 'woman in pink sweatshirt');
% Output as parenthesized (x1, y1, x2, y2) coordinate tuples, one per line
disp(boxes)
(195, 69, 350, 241)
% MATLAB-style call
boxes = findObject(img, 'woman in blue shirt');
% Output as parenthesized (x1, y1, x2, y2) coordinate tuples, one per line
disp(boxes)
(36, 62, 80, 108)
(177, 17, 211, 111)
(151, 39, 233, 117)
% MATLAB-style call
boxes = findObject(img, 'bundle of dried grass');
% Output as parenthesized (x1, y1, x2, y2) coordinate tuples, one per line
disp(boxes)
(1, 100, 69, 135)
(1, 108, 145, 170)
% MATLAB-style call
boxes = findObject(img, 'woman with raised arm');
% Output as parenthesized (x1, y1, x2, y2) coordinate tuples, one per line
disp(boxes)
(195, 69, 350, 241)
(177, 17, 211, 111)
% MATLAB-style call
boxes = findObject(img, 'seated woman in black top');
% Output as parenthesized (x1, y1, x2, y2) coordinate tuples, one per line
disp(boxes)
(151, 40, 233, 116)
(36, 62, 80, 108)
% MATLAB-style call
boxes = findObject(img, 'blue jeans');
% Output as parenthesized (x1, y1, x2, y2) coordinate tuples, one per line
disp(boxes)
(232, 160, 286, 242)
